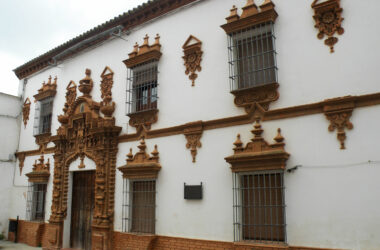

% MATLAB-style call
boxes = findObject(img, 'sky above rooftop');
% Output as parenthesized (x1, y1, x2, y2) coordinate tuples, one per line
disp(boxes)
(0, 0, 148, 96)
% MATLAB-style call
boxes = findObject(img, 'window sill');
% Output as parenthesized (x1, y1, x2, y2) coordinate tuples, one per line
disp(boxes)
(127, 108, 159, 131)
(230, 82, 279, 113)
(234, 241, 288, 249)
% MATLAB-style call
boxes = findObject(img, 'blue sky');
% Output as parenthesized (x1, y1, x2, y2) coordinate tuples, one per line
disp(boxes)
(0, 0, 148, 96)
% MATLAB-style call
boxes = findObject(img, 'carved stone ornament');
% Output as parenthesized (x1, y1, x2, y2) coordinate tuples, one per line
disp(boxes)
(323, 98, 354, 149)
(225, 117, 289, 172)
(45, 68, 121, 250)
(312, 0, 344, 53)
(25, 154, 50, 183)
(17, 153, 26, 175)
(232, 82, 279, 114)
(221, 0, 278, 35)
(118, 138, 161, 179)
(78, 69, 93, 97)
(182, 35, 203, 86)
(58, 81, 77, 125)
(34, 75, 57, 101)
(128, 109, 159, 134)
(22, 98, 31, 128)
(100, 66, 115, 119)
(123, 34, 162, 68)
(184, 121, 203, 163)
(35, 132, 52, 153)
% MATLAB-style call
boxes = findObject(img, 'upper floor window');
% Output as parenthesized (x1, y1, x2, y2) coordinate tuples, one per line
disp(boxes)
(126, 61, 158, 114)
(228, 22, 277, 91)
(33, 97, 54, 135)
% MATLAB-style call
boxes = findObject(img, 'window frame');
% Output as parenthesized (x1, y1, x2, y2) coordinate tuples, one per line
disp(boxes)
(232, 170, 286, 244)
(228, 21, 277, 92)
(33, 97, 54, 136)
(122, 178, 157, 234)
(126, 61, 159, 115)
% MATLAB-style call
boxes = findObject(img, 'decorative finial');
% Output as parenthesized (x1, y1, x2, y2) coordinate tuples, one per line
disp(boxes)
(154, 34, 160, 45)
(133, 42, 139, 52)
(151, 145, 159, 159)
(260, 0, 275, 12)
(138, 137, 146, 152)
(251, 116, 263, 139)
(127, 148, 133, 161)
(53, 76, 57, 85)
(85, 68, 91, 76)
(226, 5, 239, 23)
(274, 128, 284, 143)
(241, 0, 258, 18)
(143, 34, 149, 45)
(47, 76, 52, 85)
(233, 134, 243, 149)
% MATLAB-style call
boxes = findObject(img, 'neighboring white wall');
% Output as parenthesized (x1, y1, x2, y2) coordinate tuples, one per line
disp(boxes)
(0, 92, 21, 237)
(11, 0, 380, 249)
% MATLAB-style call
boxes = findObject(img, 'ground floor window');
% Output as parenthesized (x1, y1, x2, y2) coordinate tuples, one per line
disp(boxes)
(232, 171, 286, 243)
(122, 179, 156, 234)
(26, 183, 47, 221)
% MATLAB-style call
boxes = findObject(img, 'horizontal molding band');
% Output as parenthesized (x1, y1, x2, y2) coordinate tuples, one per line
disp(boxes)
(16, 92, 380, 157)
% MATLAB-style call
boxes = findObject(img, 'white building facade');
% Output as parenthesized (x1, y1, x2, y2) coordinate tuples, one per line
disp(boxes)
(7, 0, 380, 249)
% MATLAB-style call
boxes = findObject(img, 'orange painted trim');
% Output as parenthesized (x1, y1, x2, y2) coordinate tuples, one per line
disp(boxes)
(16, 92, 380, 156)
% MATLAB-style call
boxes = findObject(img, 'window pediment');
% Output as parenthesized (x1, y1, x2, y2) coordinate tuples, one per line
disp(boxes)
(118, 138, 161, 179)
(225, 118, 289, 172)
(26, 154, 50, 183)
(33, 76, 57, 101)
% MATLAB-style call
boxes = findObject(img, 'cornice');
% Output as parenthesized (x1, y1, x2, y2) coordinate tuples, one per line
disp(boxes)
(14, 0, 200, 80)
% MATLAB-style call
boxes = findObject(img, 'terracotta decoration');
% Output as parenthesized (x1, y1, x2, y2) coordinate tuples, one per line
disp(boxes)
(184, 121, 203, 163)
(100, 66, 115, 119)
(323, 98, 354, 149)
(35, 133, 51, 153)
(232, 83, 280, 114)
(58, 81, 77, 125)
(221, 0, 278, 34)
(182, 35, 203, 86)
(22, 98, 31, 128)
(221, 1, 279, 114)
(225, 117, 289, 172)
(124, 34, 162, 133)
(16, 92, 380, 158)
(34, 76, 57, 101)
(123, 34, 161, 68)
(312, 0, 344, 53)
(45, 68, 121, 250)
(17, 153, 26, 175)
(26, 155, 50, 183)
(118, 138, 161, 179)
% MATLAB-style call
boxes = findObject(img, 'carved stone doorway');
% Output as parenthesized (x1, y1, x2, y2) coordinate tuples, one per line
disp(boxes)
(70, 171, 95, 250)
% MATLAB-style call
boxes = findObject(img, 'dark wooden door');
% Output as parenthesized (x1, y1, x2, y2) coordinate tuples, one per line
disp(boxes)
(71, 171, 95, 250)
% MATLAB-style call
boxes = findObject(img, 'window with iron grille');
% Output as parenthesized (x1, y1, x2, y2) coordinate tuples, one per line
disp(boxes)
(26, 183, 47, 221)
(122, 179, 156, 234)
(126, 61, 158, 114)
(227, 22, 277, 91)
(232, 171, 286, 243)
(33, 97, 53, 135)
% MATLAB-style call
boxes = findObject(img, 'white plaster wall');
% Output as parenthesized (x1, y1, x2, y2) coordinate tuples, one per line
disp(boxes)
(12, 0, 380, 249)
(0, 93, 21, 237)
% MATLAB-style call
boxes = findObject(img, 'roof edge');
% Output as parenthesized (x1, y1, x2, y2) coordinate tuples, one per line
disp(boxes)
(14, 0, 201, 80)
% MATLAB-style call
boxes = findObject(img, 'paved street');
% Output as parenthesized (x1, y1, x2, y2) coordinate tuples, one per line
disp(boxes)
(0, 241, 41, 250)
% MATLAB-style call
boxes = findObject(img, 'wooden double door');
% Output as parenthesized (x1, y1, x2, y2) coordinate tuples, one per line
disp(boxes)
(71, 171, 95, 250)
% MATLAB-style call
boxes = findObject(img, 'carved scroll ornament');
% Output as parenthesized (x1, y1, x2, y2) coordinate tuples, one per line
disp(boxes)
(323, 99, 354, 149)
(17, 153, 26, 175)
(58, 81, 77, 125)
(22, 98, 31, 128)
(34, 75, 57, 101)
(225, 117, 289, 172)
(184, 121, 203, 163)
(100, 66, 115, 119)
(182, 35, 203, 86)
(312, 0, 344, 53)
(118, 138, 161, 179)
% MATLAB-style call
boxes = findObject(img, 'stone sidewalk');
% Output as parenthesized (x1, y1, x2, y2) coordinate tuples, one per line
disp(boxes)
(0, 240, 41, 250)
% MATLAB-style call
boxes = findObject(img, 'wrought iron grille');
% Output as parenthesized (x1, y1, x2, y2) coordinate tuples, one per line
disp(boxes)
(26, 182, 47, 221)
(126, 61, 158, 115)
(122, 179, 156, 234)
(227, 22, 277, 91)
(232, 171, 286, 243)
